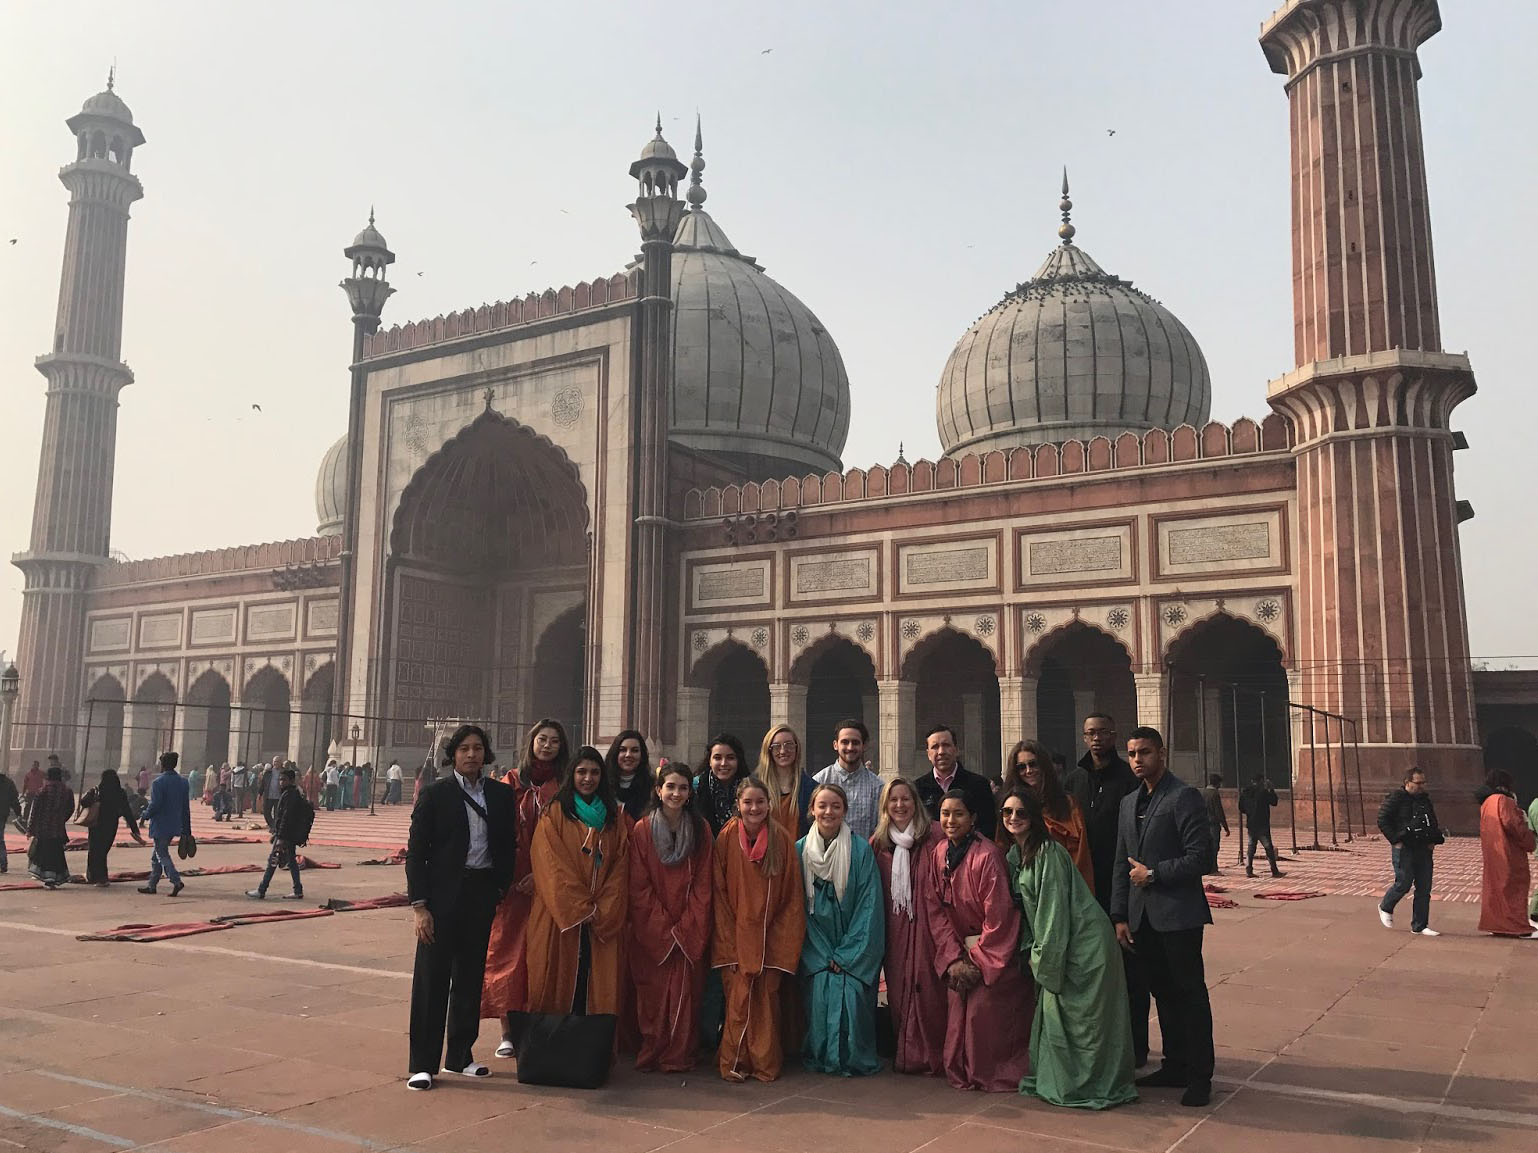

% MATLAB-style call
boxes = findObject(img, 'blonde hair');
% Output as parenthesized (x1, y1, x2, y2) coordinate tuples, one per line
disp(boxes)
(735, 775, 784, 876)
(756, 724, 804, 800)
(806, 781, 848, 822)
(871, 777, 931, 852)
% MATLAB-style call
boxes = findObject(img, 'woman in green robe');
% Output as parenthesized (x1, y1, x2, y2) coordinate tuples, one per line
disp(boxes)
(1003, 787, 1137, 1109)
(798, 782, 885, 1076)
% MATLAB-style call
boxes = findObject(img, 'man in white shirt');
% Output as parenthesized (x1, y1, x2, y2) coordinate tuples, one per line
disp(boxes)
(229, 762, 249, 818)
(812, 718, 884, 842)
(386, 760, 404, 805)
(323, 760, 341, 811)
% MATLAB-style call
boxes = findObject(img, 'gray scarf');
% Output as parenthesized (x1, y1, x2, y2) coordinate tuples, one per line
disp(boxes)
(650, 810, 697, 867)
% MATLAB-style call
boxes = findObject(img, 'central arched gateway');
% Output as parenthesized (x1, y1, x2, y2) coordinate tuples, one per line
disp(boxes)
(383, 409, 590, 752)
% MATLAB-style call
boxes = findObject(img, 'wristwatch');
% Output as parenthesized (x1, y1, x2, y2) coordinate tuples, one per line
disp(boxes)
(1146, 867, 1157, 886)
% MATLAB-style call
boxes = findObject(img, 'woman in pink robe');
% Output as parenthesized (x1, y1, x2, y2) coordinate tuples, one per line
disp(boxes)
(870, 777, 947, 1076)
(924, 788, 1034, 1092)
(1476, 770, 1538, 938)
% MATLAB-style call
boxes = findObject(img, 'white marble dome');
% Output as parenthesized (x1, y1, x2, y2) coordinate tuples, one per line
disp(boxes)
(314, 434, 347, 537)
(667, 130, 849, 480)
(937, 194, 1210, 454)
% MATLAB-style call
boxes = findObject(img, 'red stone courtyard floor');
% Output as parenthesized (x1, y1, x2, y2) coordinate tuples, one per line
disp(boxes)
(2, 812, 1536, 1152)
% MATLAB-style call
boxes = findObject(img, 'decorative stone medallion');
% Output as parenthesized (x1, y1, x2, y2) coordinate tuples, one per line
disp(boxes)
(551, 386, 583, 428)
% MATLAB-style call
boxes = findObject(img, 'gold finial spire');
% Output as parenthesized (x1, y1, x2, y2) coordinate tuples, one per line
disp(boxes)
(687, 113, 707, 208)
(1058, 167, 1075, 245)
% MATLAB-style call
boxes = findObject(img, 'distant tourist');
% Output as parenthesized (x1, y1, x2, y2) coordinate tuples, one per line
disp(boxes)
(76, 769, 144, 885)
(27, 765, 75, 888)
(1474, 770, 1538, 939)
(1201, 775, 1229, 874)
(1375, 767, 1442, 937)
(247, 767, 314, 901)
(20, 760, 44, 827)
(323, 760, 340, 811)
(229, 761, 249, 818)
(1238, 776, 1285, 878)
(385, 759, 404, 805)
(0, 768, 20, 873)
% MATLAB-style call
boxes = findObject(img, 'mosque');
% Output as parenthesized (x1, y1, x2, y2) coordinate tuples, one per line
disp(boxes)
(11, 0, 1530, 819)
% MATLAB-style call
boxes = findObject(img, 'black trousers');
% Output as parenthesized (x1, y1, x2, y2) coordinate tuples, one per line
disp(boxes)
(86, 827, 116, 884)
(409, 869, 499, 1075)
(262, 797, 279, 830)
(1247, 830, 1280, 872)
(1124, 943, 1151, 1063)
(1135, 920, 1215, 1084)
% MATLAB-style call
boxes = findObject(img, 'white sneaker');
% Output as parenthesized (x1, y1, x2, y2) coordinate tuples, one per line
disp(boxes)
(1413, 927, 1440, 937)
(1378, 909, 1393, 929)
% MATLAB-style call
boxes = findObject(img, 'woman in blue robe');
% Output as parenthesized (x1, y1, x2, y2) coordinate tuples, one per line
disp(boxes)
(798, 782, 885, 1076)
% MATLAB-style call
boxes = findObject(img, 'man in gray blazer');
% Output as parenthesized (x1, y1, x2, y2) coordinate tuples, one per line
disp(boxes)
(1111, 726, 1215, 1107)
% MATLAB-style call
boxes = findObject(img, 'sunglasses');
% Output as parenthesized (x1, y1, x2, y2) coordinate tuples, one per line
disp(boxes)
(1017, 759, 1040, 769)
(1001, 806, 1029, 818)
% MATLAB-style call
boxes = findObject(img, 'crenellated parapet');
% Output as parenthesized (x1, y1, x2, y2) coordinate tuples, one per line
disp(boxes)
(362, 271, 640, 359)
(93, 535, 342, 588)
(680, 415, 1290, 520)
(1260, 0, 1441, 83)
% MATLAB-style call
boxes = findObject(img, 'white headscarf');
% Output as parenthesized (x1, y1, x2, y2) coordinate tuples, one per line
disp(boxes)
(802, 820, 853, 902)
(888, 823, 916, 919)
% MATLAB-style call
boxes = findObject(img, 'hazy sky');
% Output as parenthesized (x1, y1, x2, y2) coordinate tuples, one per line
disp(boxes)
(1, 1, 1534, 667)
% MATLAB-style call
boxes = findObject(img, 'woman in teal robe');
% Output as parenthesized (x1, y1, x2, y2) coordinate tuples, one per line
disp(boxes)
(1002, 788, 1137, 1109)
(798, 782, 885, 1077)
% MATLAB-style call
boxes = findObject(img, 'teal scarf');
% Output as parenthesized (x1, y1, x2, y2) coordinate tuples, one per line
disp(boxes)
(573, 793, 608, 829)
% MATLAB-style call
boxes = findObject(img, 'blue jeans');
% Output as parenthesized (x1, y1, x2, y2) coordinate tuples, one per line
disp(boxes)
(147, 837, 183, 890)
(258, 843, 303, 897)
(1380, 843, 1433, 932)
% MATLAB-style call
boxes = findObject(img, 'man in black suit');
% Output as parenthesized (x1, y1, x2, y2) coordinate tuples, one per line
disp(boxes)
(913, 723, 996, 840)
(1111, 726, 1215, 1108)
(405, 723, 518, 1091)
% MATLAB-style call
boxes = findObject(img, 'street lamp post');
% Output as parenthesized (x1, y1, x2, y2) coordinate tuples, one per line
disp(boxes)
(350, 723, 366, 816)
(0, 665, 19, 780)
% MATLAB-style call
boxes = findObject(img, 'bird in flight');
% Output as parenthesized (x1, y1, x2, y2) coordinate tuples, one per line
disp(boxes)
(761, 47, 773, 54)
(251, 403, 262, 412)
(1107, 129, 1116, 136)
(7, 238, 16, 245)
(416, 271, 424, 277)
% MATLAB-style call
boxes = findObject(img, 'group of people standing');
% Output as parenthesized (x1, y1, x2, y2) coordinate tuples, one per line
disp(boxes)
(404, 711, 1218, 1110)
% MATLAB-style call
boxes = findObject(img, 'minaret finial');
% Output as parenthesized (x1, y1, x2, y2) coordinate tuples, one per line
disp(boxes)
(368, 204, 375, 227)
(107, 63, 115, 91)
(1057, 167, 1075, 246)
(687, 113, 707, 209)
(655, 111, 663, 136)
(896, 441, 908, 465)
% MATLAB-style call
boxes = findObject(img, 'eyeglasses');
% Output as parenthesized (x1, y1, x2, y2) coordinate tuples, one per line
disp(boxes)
(1001, 806, 1028, 818)
(1083, 728, 1114, 738)
(769, 742, 797, 753)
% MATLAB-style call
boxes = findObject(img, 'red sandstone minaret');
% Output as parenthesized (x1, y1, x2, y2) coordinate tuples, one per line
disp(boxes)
(1260, 0, 1481, 805)
(11, 74, 145, 771)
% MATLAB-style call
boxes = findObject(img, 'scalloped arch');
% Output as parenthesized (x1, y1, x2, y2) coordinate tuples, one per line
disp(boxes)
(789, 631, 878, 684)
(689, 636, 770, 686)
(1164, 609, 1288, 669)
(1023, 619, 1134, 675)
(901, 624, 999, 679)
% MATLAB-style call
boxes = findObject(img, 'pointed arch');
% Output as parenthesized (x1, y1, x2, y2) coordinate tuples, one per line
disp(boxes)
(1163, 613, 1289, 786)
(298, 662, 334, 770)
(128, 672, 177, 776)
(530, 605, 585, 745)
(83, 673, 126, 775)
(689, 638, 770, 760)
(790, 635, 878, 754)
(903, 628, 1001, 780)
(1026, 622, 1135, 762)
(242, 665, 292, 764)
(185, 668, 233, 771)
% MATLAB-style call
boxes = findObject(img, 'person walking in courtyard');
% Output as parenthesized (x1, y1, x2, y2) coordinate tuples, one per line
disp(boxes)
(1201, 775, 1228, 874)
(1238, 775, 1285, 878)
(27, 764, 75, 888)
(405, 724, 517, 1090)
(925, 788, 1033, 1093)
(1475, 769, 1537, 938)
(137, 751, 191, 896)
(229, 761, 248, 818)
(870, 776, 946, 1076)
(20, 759, 44, 828)
(76, 769, 144, 885)
(1112, 727, 1215, 1108)
(812, 719, 884, 842)
(628, 762, 714, 1072)
(712, 776, 805, 1083)
(798, 782, 884, 1078)
(1004, 787, 1137, 1109)
(1376, 767, 1442, 936)
(323, 760, 339, 811)
(0, 768, 20, 873)
(202, 764, 219, 807)
(247, 767, 315, 900)
(135, 763, 150, 798)
(385, 759, 404, 805)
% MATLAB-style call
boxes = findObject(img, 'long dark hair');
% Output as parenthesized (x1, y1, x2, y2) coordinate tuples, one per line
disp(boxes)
(645, 761, 708, 845)
(1003, 739, 1070, 823)
(694, 732, 749, 833)
(1004, 787, 1051, 865)
(555, 745, 618, 826)
(605, 729, 654, 806)
(1476, 768, 1515, 804)
(517, 718, 570, 781)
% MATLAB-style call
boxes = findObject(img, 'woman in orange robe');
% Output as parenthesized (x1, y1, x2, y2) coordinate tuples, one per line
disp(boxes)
(1476, 770, 1538, 938)
(1000, 741, 1093, 889)
(756, 725, 815, 840)
(484, 719, 568, 1058)
(712, 776, 805, 1082)
(526, 745, 630, 1017)
(628, 763, 714, 1071)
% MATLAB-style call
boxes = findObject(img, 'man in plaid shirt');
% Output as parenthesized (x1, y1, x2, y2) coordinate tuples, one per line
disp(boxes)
(812, 718, 884, 842)
(27, 764, 75, 888)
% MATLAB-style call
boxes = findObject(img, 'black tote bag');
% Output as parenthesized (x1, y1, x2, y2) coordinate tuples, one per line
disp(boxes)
(507, 1011, 617, 1089)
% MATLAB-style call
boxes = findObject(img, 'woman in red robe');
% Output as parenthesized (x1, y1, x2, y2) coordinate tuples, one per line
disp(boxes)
(484, 720, 568, 1057)
(1476, 770, 1538, 938)
(712, 776, 805, 1082)
(526, 745, 630, 1016)
(628, 763, 714, 1071)
(925, 788, 1034, 1092)
(870, 777, 947, 1076)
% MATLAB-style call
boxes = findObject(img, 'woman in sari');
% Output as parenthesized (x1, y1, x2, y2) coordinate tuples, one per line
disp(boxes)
(798, 783, 884, 1077)
(202, 765, 219, 806)
(628, 762, 713, 1071)
(870, 777, 946, 1075)
(1000, 741, 1093, 889)
(485, 719, 569, 1057)
(1476, 769, 1538, 938)
(712, 777, 805, 1082)
(925, 789, 1033, 1092)
(1003, 788, 1136, 1109)
(525, 745, 629, 1017)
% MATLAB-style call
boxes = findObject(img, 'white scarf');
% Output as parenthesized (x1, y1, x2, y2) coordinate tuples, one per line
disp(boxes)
(802, 821, 853, 902)
(889, 823, 916, 919)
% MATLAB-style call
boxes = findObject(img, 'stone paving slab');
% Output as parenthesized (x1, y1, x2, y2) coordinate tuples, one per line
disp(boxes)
(3, 836, 1537, 1152)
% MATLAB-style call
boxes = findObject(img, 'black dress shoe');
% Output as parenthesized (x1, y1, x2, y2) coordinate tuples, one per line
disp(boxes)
(1134, 1051, 1149, 1069)
(1181, 1082, 1212, 1107)
(1136, 1067, 1189, 1088)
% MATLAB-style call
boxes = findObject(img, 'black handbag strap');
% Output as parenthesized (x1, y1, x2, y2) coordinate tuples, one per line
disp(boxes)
(460, 790, 490, 826)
